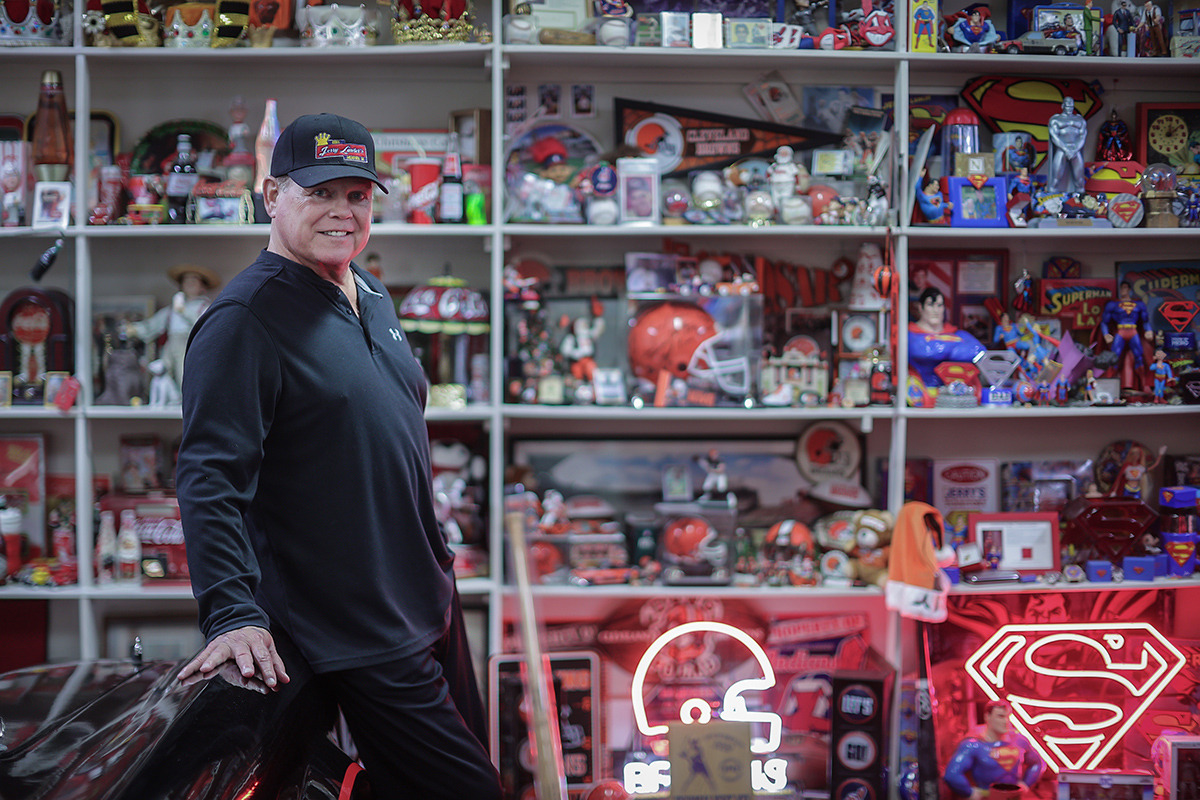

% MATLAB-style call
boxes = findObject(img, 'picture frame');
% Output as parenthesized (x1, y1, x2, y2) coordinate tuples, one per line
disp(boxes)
(42, 371, 68, 408)
(725, 17, 770, 47)
(1135, 102, 1200, 170)
(908, 248, 1009, 341)
(509, 0, 591, 31)
(32, 181, 71, 229)
(660, 11, 690, 46)
(967, 512, 1061, 574)
(947, 176, 1008, 228)
(0, 372, 10, 407)
(617, 157, 660, 225)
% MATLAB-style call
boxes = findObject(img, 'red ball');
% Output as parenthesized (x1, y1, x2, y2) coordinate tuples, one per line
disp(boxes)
(872, 263, 894, 299)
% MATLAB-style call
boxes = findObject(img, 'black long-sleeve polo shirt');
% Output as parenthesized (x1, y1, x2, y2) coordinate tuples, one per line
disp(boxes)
(176, 250, 454, 672)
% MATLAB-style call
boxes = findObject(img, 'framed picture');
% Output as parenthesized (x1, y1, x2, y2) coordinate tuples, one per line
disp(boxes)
(725, 17, 770, 47)
(908, 249, 1008, 341)
(617, 158, 660, 225)
(947, 176, 1007, 228)
(660, 11, 690, 46)
(0, 372, 10, 407)
(1135, 102, 1200, 170)
(967, 512, 1061, 575)
(32, 181, 71, 229)
(508, 0, 591, 31)
(42, 371, 68, 408)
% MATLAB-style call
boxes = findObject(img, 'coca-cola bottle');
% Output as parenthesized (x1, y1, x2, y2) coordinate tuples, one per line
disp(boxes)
(255, 98, 279, 196)
(164, 134, 199, 224)
(31, 69, 72, 182)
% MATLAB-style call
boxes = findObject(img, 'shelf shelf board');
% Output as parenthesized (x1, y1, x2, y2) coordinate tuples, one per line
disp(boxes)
(501, 402, 892, 423)
(907, 51, 1200, 81)
(502, 222, 889, 237)
(0, 406, 77, 420)
(950, 576, 1200, 594)
(904, 225, 1200, 241)
(507, 582, 885, 598)
(903, 403, 1199, 420)
(78, 42, 493, 69)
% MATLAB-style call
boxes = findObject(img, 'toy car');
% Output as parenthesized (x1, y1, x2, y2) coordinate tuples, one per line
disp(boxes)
(0, 656, 373, 799)
(996, 25, 1083, 54)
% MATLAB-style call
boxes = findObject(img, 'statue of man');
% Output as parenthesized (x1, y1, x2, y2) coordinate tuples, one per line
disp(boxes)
(1048, 97, 1087, 195)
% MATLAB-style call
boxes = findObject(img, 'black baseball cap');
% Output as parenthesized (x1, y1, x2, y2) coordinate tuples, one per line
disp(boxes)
(270, 112, 388, 193)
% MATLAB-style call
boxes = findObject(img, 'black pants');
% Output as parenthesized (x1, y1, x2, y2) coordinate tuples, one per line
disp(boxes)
(274, 590, 501, 800)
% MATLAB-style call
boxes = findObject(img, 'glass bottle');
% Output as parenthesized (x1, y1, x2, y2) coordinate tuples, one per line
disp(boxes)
(31, 69, 73, 182)
(116, 509, 142, 584)
(164, 134, 199, 224)
(255, 98, 279, 196)
(96, 509, 117, 584)
(437, 130, 464, 223)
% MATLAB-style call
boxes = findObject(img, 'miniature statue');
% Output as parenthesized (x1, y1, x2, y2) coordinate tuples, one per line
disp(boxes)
(1108, 0, 1137, 56)
(147, 358, 181, 406)
(943, 700, 1047, 799)
(694, 448, 734, 506)
(911, 0, 937, 49)
(1150, 348, 1175, 402)
(1083, 368, 1097, 403)
(1096, 109, 1133, 162)
(1047, 97, 1087, 195)
(126, 265, 218, 394)
(1108, 445, 1166, 499)
(916, 179, 952, 224)
(1, 156, 22, 227)
(1136, 0, 1168, 56)
(908, 286, 985, 389)
(768, 146, 807, 213)
(951, 4, 999, 51)
(1100, 280, 1153, 389)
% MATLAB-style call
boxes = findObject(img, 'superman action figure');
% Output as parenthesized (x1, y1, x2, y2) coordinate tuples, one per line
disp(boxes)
(943, 700, 1046, 799)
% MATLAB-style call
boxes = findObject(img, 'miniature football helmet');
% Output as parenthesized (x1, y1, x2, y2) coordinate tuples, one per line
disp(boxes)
(763, 519, 815, 563)
(662, 516, 724, 565)
(627, 302, 751, 397)
(631, 620, 783, 754)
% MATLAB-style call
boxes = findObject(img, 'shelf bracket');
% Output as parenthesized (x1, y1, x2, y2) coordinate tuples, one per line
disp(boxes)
(858, 415, 873, 434)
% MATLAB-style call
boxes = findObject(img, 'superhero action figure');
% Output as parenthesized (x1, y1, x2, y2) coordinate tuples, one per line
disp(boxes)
(908, 286, 985, 389)
(1151, 348, 1175, 403)
(943, 700, 1046, 799)
(1100, 280, 1154, 390)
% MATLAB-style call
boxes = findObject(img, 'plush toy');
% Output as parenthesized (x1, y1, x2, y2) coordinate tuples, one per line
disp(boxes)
(846, 509, 895, 587)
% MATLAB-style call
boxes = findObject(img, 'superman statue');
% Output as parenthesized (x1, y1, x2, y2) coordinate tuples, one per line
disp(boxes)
(943, 700, 1046, 799)
(1101, 280, 1153, 387)
(908, 286, 985, 388)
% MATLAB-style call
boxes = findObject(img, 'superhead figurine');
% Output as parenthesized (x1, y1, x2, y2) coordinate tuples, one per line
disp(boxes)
(1100, 280, 1154, 390)
(943, 699, 1047, 799)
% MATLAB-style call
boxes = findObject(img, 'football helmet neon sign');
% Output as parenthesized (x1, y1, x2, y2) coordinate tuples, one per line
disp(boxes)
(963, 622, 1186, 772)
(630, 621, 783, 754)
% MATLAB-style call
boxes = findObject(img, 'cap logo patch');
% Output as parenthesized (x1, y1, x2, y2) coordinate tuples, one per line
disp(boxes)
(314, 131, 368, 165)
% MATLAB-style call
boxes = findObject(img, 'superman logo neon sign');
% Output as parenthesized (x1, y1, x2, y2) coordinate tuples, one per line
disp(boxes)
(963, 622, 1186, 772)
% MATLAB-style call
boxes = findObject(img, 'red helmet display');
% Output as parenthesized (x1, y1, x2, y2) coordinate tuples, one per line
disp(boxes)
(662, 516, 718, 561)
(764, 519, 815, 562)
(626, 302, 750, 396)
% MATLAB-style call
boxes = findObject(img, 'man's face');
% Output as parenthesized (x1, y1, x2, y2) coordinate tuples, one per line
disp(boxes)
(264, 176, 373, 274)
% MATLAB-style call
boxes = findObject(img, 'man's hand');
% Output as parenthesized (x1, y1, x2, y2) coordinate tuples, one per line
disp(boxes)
(177, 626, 289, 690)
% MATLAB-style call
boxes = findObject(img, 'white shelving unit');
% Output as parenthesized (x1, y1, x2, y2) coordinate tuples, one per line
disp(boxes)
(2, 9, 1200, 785)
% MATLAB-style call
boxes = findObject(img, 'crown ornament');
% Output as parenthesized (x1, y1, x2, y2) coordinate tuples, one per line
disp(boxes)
(1, 0, 66, 46)
(298, 2, 373, 46)
(84, 0, 160, 46)
(392, 0, 475, 43)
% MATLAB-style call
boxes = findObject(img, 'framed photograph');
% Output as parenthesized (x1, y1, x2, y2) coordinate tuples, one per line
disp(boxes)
(908, 249, 1009, 338)
(32, 181, 71, 229)
(967, 512, 1061, 574)
(537, 83, 562, 118)
(947, 176, 1007, 228)
(617, 158, 660, 225)
(1135, 102, 1200, 170)
(0, 372, 10, 407)
(725, 17, 770, 47)
(509, 0, 591, 31)
(42, 371, 68, 408)
(569, 85, 595, 119)
(660, 11, 690, 45)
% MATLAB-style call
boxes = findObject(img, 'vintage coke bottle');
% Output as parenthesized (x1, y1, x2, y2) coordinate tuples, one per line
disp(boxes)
(116, 509, 142, 583)
(31, 70, 72, 182)
(96, 509, 117, 584)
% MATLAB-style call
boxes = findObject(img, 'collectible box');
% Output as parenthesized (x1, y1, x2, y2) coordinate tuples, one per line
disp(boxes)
(1152, 733, 1200, 799)
(1039, 278, 1116, 335)
(1057, 769, 1154, 800)
(98, 493, 186, 583)
(1001, 459, 1094, 513)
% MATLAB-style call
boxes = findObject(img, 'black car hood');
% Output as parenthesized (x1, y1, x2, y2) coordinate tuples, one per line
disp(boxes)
(0, 659, 371, 800)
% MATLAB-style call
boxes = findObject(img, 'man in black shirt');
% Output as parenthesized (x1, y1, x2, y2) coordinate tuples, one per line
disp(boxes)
(175, 112, 500, 799)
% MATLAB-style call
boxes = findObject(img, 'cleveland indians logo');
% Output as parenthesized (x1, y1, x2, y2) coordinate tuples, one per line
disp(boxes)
(964, 622, 1186, 772)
